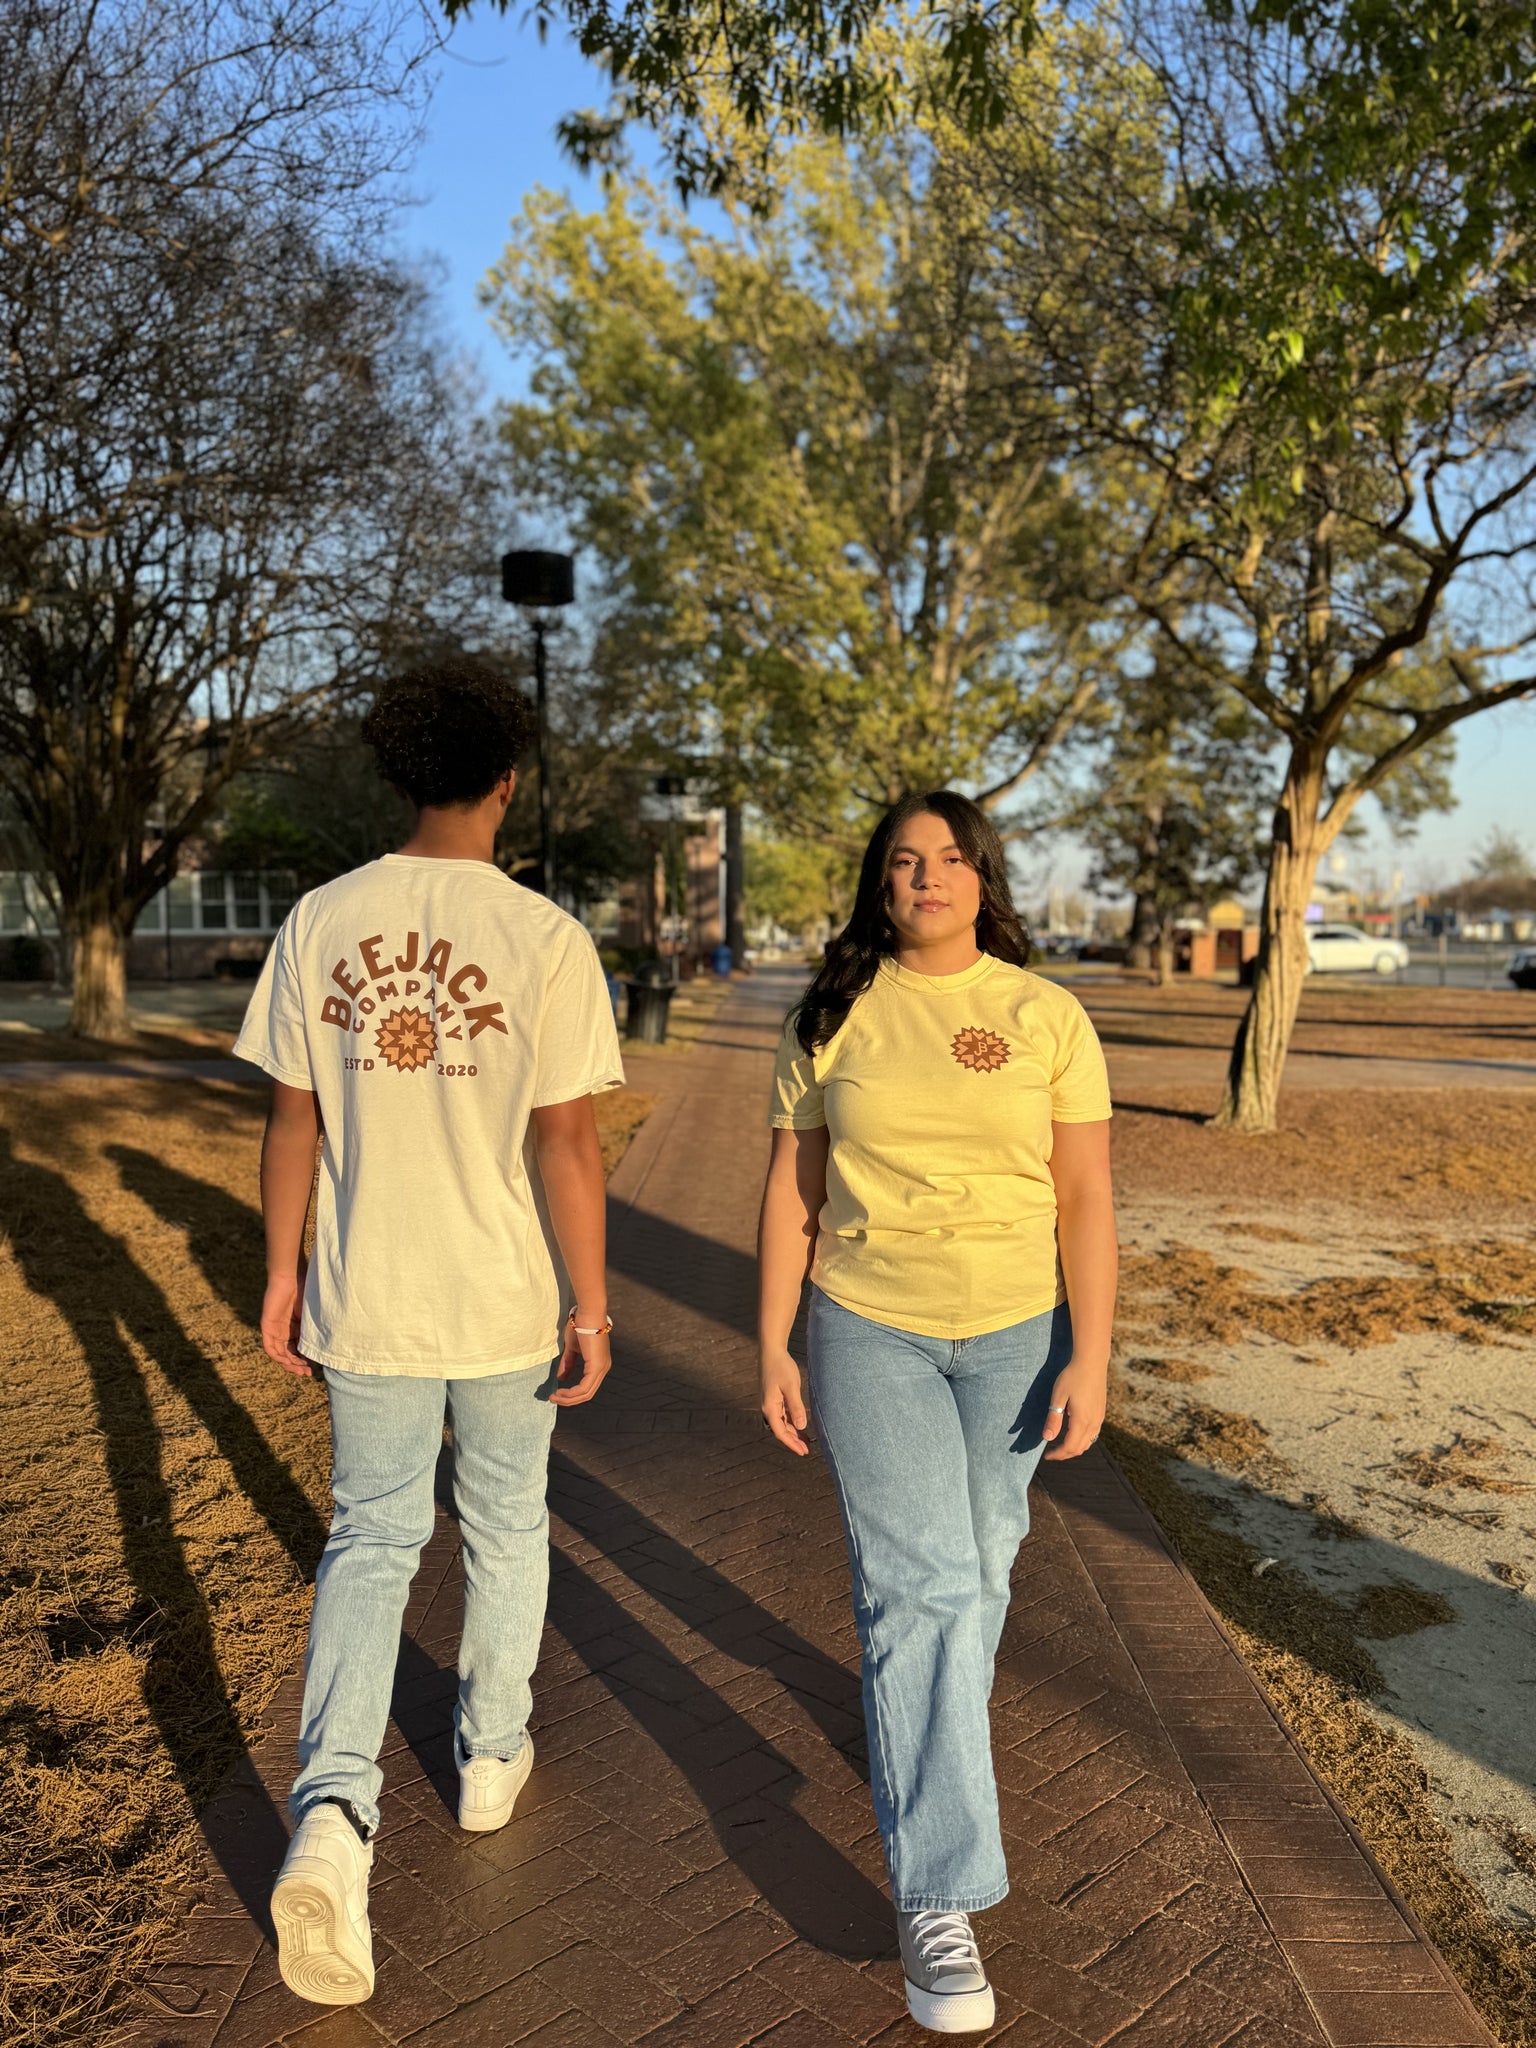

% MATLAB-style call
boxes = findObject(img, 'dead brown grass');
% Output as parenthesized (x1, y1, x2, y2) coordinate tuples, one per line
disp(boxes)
(1121, 1240, 1535, 1351)
(0, 1075, 654, 2048)
(1107, 1097, 1536, 2045)
(1105, 1417, 1536, 2047)
(596, 1088, 655, 1175)
(1083, 974, 1536, 1067)
(1111, 1087, 1536, 1217)
(0, 1020, 238, 1062)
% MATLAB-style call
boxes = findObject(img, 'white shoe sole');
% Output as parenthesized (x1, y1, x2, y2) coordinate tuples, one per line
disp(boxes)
(457, 1735, 535, 1833)
(904, 1977, 996, 2034)
(272, 1863, 374, 2005)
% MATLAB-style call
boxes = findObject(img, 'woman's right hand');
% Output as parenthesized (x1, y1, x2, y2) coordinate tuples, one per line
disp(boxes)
(760, 1347, 810, 1456)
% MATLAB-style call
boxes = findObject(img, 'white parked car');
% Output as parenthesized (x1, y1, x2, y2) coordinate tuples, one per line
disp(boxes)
(1305, 923, 1410, 976)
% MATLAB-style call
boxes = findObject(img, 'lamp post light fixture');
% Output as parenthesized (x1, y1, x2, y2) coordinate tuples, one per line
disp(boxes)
(500, 548, 575, 898)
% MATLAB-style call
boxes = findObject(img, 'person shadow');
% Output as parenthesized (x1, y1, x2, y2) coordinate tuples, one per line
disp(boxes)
(0, 1129, 322, 1927)
(542, 1447, 895, 1956)
(111, 1141, 896, 1954)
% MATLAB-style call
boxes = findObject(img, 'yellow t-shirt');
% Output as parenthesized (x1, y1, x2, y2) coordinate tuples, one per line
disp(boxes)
(769, 954, 1111, 1339)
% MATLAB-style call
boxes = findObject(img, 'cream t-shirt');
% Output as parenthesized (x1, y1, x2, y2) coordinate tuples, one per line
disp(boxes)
(235, 854, 624, 1376)
(769, 955, 1111, 1338)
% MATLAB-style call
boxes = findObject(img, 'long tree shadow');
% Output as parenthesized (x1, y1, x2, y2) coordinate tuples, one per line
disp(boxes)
(0, 1129, 295, 1919)
(1112, 1101, 1211, 1124)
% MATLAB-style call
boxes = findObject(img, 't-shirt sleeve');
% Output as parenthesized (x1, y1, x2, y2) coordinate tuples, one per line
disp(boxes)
(768, 1017, 827, 1129)
(233, 911, 313, 1089)
(1049, 995, 1112, 1122)
(532, 924, 625, 1106)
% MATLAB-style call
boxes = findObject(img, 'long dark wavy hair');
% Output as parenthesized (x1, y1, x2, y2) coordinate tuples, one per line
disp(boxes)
(792, 791, 1032, 1055)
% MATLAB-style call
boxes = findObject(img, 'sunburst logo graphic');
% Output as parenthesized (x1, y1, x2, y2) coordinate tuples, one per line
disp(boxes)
(374, 1005, 437, 1073)
(951, 1025, 1011, 1074)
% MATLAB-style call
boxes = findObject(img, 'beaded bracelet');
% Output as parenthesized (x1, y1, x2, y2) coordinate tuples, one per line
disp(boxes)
(567, 1310, 614, 1337)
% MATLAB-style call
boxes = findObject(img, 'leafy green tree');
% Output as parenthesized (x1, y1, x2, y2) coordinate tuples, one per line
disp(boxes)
(970, 2, 1536, 1129)
(1468, 827, 1532, 885)
(441, 0, 1038, 198)
(485, 146, 1124, 856)
(1078, 652, 1274, 982)
(745, 831, 857, 936)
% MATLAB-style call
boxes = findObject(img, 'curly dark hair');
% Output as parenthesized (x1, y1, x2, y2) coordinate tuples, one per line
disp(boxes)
(793, 791, 1032, 1055)
(361, 658, 536, 807)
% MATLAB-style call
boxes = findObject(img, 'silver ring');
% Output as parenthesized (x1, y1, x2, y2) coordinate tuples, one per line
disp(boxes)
(1047, 1403, 1066, 1414)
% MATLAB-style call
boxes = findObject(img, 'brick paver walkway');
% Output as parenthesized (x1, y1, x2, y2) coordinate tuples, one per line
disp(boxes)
(133, 973, 1496, 2048)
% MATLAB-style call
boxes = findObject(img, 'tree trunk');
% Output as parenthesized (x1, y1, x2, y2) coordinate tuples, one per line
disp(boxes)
(1127, 889, 1159, 973)
(724, 800, 747, 969)
(1154, 915, 1175, 987)
(1214, 752, 1327, 1133)
(70, 913, 133, 1041)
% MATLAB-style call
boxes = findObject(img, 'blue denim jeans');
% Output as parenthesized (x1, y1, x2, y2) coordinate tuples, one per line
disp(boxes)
(808, 1287, 1072, 1912)
(291, 1362, 558, 1835)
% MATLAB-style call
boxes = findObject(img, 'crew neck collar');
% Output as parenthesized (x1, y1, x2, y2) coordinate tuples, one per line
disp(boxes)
(382, 852, 503, 872)
(879, 953, 998, 993)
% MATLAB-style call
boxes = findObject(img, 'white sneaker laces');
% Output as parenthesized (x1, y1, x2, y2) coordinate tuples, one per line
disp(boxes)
(909, 1910, 982, 1980)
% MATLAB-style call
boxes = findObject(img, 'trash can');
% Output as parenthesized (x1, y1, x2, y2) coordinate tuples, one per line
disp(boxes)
(712, 943, 734, 977)
(622, 974, 675, 1043)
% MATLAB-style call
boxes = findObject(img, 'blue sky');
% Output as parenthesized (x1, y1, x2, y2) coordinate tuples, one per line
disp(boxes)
(401, 13, 1536, 890)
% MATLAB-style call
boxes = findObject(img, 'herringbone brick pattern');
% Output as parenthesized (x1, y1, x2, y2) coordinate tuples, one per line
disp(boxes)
(132, 974, 1496, 2048)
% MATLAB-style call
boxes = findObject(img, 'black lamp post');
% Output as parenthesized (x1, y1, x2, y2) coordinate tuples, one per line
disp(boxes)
(500, 548, 575, 898)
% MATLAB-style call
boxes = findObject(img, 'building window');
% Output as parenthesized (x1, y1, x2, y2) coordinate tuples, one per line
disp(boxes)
(0, 874, 59, 934)
(198, 872, 229, 930)
(0, 875, 26, 933)
(3, 869, 295, 937)
(232, 873, 263, 930)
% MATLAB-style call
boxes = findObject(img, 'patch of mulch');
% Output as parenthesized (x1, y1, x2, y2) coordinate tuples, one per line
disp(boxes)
(1120, 1240, 1535, 1351)
(1170, 1402, 1287, 1472)
(1123, 1354, 1217, 1383)
(1389, 1435, 1533, 1497)
(1352, 1583, 1458, 1638)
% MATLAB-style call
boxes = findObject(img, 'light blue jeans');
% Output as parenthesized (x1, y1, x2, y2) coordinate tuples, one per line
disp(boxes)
(808, 1287, 1072, 1913)
(292, 1362, 558, 1836)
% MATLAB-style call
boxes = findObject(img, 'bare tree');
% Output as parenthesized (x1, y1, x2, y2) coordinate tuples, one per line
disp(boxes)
(0, 0, 495, 1038)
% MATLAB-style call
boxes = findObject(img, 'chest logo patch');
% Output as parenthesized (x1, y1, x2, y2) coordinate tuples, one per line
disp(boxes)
(375, 1005, 438, 1073)
(951, 1025, 1010, 1074)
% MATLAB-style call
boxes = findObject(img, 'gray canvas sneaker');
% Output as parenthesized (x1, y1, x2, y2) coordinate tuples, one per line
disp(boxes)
(897, 1909, 995, 2033)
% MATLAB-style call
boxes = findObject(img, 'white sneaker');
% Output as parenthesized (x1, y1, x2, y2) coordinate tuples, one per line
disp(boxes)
(897, 1909, 995, 2034)
(271, 1803, 374, 2005)
(456, 1734, 534, 1833)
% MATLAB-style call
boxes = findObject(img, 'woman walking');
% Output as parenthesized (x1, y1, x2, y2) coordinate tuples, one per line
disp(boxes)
(756, 792, 1116, 2035)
